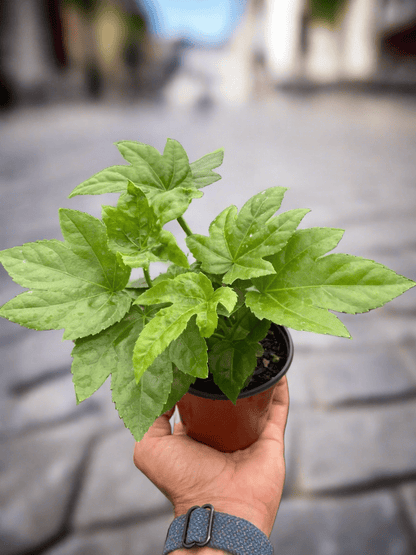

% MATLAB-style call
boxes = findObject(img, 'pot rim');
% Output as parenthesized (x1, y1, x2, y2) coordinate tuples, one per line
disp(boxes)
(186, 324, 293, 401)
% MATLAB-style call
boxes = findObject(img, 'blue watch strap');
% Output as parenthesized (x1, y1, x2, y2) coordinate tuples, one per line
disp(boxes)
(163, 505, 274, 554)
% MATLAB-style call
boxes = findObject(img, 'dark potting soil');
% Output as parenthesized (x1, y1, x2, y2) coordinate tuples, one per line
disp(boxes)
(190, 325, 289, 397)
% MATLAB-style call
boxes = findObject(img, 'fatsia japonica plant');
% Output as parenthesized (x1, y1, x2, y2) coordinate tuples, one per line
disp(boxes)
(1, 139, 414, 441)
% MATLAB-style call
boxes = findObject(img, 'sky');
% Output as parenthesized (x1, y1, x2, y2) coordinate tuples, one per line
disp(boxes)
(137, 0, 248, 46)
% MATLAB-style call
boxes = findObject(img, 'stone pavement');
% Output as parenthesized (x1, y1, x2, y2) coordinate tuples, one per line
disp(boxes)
(1, 91, 416, 555)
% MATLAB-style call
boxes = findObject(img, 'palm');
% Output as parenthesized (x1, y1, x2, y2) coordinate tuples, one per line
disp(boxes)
(134, 377, 289, 535)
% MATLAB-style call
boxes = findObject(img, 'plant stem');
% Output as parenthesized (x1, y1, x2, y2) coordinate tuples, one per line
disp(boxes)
(143, 267, 152, 288)
(177, 216, 193, 237)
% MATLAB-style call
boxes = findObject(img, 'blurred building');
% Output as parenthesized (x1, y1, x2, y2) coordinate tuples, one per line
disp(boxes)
(262, 0, 416, 87)
(0, 0, 186, 108)
(1, 0, 415, 110)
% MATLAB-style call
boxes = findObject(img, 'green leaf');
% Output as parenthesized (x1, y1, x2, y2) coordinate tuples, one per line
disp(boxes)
(206, 306, 269, 402)
(112, 353, 173, 442)
(246, 228, 416, 337)
(71, 305, 176, 441)
(220, 305, 270, 343)
(59, 208, 130, 290)
(102, 184, 188, 269)
(208, 338, 260, 404)
(68, 139, 205, 223)
(69, 141, 223, 196)
(155, 231, 189, 268)
(169, 317, 208, 378)
(71, 307, 144, 403)
(132, 272, 237, 383)
(68, 165, 138, 197)
(160, 366, 196, 415)
(0, 210, 131, 339)
(109, 308, 174, 442)
(152, 264, 191, 286)
(190, 148, 224, 188)
(117, 139, 193, 191)
(187, 188, 309, 284)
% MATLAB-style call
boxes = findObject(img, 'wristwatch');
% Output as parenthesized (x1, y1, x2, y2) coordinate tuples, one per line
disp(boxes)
(163, 504, 274, 554)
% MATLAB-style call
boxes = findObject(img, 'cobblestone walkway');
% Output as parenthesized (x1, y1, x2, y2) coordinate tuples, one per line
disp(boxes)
(1, 92, 416, 555)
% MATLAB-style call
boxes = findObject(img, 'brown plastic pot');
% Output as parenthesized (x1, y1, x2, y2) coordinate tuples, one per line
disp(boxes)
(176, 324, 293, 453)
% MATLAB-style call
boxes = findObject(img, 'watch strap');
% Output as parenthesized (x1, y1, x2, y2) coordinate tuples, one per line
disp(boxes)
(163, 504, 274, 554)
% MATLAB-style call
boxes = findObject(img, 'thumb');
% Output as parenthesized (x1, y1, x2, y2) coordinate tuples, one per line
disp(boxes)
(143, 406, 176, 440)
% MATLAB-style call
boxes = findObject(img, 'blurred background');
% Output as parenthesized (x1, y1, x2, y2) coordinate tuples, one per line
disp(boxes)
(1, 1, 416, 554)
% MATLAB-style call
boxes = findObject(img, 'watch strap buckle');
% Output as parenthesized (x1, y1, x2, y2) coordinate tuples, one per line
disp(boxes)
(182, 504, 214, 548)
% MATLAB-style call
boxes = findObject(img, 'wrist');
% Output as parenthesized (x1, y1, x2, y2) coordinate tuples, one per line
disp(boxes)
(165, 504, 274, 555)
(174, 501, 273, 537)
(170, 549, 224, 554)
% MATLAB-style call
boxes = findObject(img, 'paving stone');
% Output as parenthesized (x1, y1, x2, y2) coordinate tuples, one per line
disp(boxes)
(299, 400, 416, 492)
(304, 346, 416, 407)
(1, 91, 416, 555)
(286, 352, 313, 407)
(3, 374, 122, 436)
(0, 328, 73, 386)
(399, 337, 416, 381)
(6, 373, 80, 431)
(0, 418, 100, 555)
(398, 482, 416, 536)
(73, 428, 170, 528)
(270, 491, 410, 555)
(43, 514, 172, 555)
(282, 409, 304, 497)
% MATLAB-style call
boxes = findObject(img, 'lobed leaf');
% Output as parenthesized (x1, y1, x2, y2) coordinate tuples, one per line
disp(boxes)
(68, 139, 208, 222)
(0, 210, 131, 339)
(168, 317, 208, 378)
(132, 273, 237, 383)
(102, 184, 188, 269)
(1, 289, 132, 340)
(246, 228, 416, 337)
(160, 366, 196, 415)
(187, 188, 309, 284)
(109, 307, 174, 442)
(207, 306, 269, 402)
(208, 339, 260, 404)
(190, 148, 224, 188)
(71, 307, 145, 402)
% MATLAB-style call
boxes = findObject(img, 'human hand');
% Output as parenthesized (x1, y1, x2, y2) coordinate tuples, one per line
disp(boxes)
(133, 376, 289, 538)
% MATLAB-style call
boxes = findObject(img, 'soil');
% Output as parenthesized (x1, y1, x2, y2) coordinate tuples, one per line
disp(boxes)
(189, 325, 289, 397)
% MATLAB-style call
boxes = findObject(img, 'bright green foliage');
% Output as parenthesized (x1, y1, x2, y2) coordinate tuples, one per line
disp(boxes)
(187, 188, 309, 284)
(132, 272, 237, 383)
(68, 139, 224, 223)
(71, 306, 148, 403)
(0, 209, 131, 339)
(102, 183, 188, 269)
(246, 228, 415, 337)
(189, 148, 224, 188)
(160, 366, 196, 414)
(72, 305, 180, 441)
(169, 318, 209, 379)
(207, 306, 271, 403)
(110, 310, 174, 442)
(1, 137, 415, 443)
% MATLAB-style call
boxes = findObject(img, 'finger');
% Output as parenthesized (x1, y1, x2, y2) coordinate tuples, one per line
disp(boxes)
(143, 406, 176, 440)
(133, 407, 176, 470)
(271, 376, 289, 409)
(264, 376, 290, 437)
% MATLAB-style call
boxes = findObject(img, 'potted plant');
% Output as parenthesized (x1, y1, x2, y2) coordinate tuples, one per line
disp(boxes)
(0, 139, 414, 452)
